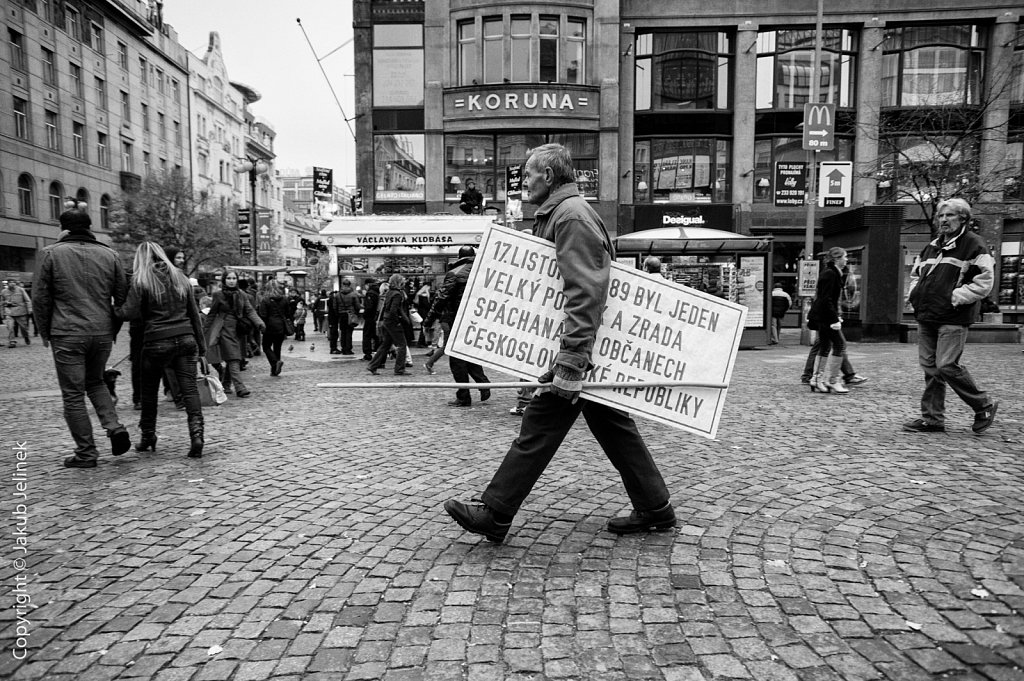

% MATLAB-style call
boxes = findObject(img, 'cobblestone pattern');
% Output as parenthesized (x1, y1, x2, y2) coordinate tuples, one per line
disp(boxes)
(0, 333, 1021, 680)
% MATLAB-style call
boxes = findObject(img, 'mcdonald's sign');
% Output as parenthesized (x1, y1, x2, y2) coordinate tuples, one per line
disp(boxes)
(802, 102, 835, 151)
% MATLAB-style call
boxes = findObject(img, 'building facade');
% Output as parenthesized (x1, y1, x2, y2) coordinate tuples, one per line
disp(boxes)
(187, 30, 246, 224)
(353, 0, 1024, 320)
(1, 0, 191, 281)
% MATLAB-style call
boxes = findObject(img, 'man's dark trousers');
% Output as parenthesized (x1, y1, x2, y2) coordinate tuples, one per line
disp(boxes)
(338, 313, 353, 354)
(480, 393, 670, 517)
(449, 355, 489, 403)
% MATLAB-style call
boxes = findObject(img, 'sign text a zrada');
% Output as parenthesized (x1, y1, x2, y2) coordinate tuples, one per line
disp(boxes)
(446, 224, 747, 439)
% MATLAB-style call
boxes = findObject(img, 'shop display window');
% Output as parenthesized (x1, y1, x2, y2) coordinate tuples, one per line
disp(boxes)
(998, 242, 1022, 311)
(634, 139, 730, 204)
(374, 134, 425, 202)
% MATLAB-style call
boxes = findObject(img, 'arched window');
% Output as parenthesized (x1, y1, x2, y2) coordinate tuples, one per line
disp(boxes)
(18, 174, 34, 216)
(76, 187, 89, 209)
(100, 194, 111, 231)
(49, 181, 64, 220)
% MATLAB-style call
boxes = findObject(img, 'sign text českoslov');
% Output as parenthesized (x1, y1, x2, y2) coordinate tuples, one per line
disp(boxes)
(447, 224, 747, 438)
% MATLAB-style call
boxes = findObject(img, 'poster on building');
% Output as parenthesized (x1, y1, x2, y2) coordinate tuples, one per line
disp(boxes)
(737, 257, 765, 328)
(798, 259, 819, 297)
(313, 167, 333, 198)
(774, 162, 806, 207)
(505, 164, 522, 225)
(256, 210, 273, 253)
(447, 224, 747, 438)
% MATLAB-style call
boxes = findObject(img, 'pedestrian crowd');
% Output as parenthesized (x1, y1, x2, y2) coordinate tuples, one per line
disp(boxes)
(20, 151, 1004, 547)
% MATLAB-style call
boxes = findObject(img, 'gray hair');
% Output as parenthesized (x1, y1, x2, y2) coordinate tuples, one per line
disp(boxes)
(527, 143, 576, 187)
(936, 198, 972, 224)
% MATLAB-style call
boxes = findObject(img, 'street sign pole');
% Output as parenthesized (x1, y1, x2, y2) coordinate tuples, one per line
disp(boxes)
(800, 0, 825, 346)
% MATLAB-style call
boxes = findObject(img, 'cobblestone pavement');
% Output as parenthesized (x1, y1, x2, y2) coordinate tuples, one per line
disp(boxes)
(0, 330, 1022, 680)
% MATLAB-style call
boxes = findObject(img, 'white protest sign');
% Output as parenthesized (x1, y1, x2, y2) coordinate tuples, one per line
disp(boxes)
(447, 224, 747, 439)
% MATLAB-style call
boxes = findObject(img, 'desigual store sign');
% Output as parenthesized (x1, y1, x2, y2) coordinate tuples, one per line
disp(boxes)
(633, 205, 735, 232)
(444, 85, 600, 121)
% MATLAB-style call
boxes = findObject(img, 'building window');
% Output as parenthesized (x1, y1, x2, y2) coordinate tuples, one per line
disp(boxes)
(539, 15, 559, 83)
(876, 134, 979, 205)
(49, 181, 64, 220)
(89, 22, 104, 53)
(45, 110, 59, 150)
(72, 121, 85, 159)
(95, 77, 106, 109)
(752, 136, 853, 203)
(373, 24, 423, 107)
(156, 68, 165, 94)
(633, 138, 732, 204)
(97, 132, 109, 166)
(42, 47, 56, 85)
(121, 142, 133, 173)
(70, 62, 83, 97)
(40, 0, 53, 23)
(374, 134, 426, 201)
(460, 14, 588, 86)
(158, 112, 165, 139)
(483, 18, 504, 84)
(120, 91, 130, 123)
(510, 16, 531, 83)
(198, 153, 208, 178)
(141, 103, 149, 132)
(139, 57, 148, 85)
(756, 29, 858, 109)
(636, 32, 732, 111)
(17, 174, 34, 216)
(173, 120, 181, 146)
(171, 79, 180, 103)
(143, 151, 151, 176)
(65, 5, 80, 41)
(9, 29, 26, 71)
(100, 194, 111, 230)
(881, 25, 984, 107)
(117, 41, 128, 69)
(457, 20, 478, 86)
(13, 97, 29, 140)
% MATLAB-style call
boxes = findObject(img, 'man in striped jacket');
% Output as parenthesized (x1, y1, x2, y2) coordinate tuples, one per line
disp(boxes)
(903, 198, 998, 435)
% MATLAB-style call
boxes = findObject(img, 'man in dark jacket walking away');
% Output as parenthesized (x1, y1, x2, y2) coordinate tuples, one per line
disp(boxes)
(444, 143, 675, 543)
(903, 198, 998, 435)
(360, 279, 380, 360)
(330, 279, 359, 355)
(423, 246, 491, 407)
(33, 205, 132, 468)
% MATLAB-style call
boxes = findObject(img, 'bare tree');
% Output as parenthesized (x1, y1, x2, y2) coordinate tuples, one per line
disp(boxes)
(861, 61, 1020, 236)
(108, 173, 242, 276)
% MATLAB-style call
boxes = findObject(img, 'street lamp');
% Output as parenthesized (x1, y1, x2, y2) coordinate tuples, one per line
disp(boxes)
(236, 157, 269, 266)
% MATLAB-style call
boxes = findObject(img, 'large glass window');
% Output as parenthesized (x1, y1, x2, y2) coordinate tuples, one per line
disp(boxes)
(458, 14, 588, 86)
(70, 62, 82, 97)
(97, 132, 109, 167)
(72, 121, 85, 159)
(756, 29, 858, 109)
(42, 47, 56, 85)
(446, 132, 600, 204)
(45, 110, 59, 150)
(374, 134, 426, 201)
(13, 97, 29, 140)
(373, 24, 424, 106)
(49, 181, 64, 220)
(634, 139, 731, 204)
(881, 25, 983, 107)
(876, 135, 979, 205)
(8, 29, 26, 71)
(65, 6, 80, 41)
(636, 32, 732, 111)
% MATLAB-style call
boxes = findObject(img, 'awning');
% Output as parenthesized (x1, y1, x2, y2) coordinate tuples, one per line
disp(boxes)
(615, 226, 772, 253)
(319, 215, 496, 253)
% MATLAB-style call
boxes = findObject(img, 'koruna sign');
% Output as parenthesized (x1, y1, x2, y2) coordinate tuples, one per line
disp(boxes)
(444, 86, 599, 121)
(447, 224, 747, 438)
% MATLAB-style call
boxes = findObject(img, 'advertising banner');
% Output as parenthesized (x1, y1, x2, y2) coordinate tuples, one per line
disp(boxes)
(447, 224, 747, 438)
(774, 162, 806, 207)
(798, 260, 820, 297)
(505, 164, 522, 225)
(313, 167, 333, 198)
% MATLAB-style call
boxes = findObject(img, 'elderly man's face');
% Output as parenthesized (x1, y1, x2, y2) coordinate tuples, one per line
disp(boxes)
(523, 156, 552, 206)
(936, 207, 964, 238)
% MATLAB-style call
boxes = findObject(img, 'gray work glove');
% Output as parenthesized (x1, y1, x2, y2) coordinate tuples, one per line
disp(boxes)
(537, 365, 584, 404)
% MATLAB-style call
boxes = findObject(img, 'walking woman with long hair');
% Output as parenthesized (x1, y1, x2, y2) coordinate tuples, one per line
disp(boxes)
(257, 281, 293, 376)
(807, 247, 849, 394)
(367, 273, 412, 376)
(116, 242, 207, 457)
(206, 271, 265, 398)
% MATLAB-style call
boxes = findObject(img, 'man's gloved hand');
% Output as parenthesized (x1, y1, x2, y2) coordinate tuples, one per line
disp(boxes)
(537, 365, 585, 404)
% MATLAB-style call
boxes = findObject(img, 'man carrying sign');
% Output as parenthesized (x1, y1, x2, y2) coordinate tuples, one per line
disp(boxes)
(444, 143, 675, 543)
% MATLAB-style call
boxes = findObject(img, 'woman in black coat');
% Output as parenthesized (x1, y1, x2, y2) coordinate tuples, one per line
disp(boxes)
(205, 271, 265, 397)
(807, 247, 849, 394)
(257, 281, 294, 377)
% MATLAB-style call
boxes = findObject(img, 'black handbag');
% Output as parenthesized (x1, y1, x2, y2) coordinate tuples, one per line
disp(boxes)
(279, 300, 295, 337)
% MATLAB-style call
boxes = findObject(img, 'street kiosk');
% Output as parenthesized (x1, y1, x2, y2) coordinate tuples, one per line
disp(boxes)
(317, 215, 497, 293)
(614, 226, 773, 349)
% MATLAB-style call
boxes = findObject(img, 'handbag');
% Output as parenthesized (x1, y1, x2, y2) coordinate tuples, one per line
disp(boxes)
(197, 359, 227, 407)
(279, 300, 296, 337)
(410, 309, 424, 325)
